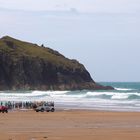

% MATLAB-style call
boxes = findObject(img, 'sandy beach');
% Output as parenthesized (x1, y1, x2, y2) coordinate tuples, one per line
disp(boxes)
(0, 110, 140, 140)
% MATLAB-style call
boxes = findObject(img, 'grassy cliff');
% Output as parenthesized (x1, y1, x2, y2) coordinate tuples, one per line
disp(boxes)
(0, 36, 113, 90)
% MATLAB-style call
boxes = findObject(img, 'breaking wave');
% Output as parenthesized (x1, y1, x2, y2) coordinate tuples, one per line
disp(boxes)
(115, 88, 133, 91)
(0, 90, 140, 101)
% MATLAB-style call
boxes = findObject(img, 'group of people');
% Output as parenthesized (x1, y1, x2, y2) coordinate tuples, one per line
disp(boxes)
(0, 101, 54, 110)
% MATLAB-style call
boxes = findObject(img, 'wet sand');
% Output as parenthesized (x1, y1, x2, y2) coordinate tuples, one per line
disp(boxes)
(0, 110, 140, 140)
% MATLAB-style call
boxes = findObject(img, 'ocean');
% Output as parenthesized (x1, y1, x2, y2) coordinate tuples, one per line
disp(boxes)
(0, 82, 140, 112)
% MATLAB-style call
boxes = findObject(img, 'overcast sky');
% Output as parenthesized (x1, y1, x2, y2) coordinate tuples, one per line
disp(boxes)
(0, 0, 140, 82)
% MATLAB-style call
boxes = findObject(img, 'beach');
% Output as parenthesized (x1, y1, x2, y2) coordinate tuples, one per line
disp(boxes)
(0, 110, 140, 140)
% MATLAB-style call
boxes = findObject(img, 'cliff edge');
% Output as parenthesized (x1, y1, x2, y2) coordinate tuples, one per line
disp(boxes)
(0, 36, 113, 90)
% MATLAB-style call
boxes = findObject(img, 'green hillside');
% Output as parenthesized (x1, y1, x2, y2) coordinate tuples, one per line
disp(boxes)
(0, 36, 113, 90)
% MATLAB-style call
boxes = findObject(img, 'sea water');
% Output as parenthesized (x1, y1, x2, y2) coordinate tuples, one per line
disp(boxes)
(0, 82, 140, 112)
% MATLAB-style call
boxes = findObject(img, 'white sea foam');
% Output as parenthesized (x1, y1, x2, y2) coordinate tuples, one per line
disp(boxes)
(0, 91, 140, 101)
(115, 88, 133, 91)
(86, 91, 140, 100)
(32, 90, 69, 95)
(111, 94, 129, 99)
(86, 92, 113, 96)
(0, 90, 69, 102)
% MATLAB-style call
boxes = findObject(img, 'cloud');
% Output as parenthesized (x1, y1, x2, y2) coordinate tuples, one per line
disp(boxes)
(0, 0, 139, 14)
(0, 0, 69, 11)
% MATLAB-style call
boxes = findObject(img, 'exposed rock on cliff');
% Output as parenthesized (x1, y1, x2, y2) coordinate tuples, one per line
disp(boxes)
(0, 36, 113, 90)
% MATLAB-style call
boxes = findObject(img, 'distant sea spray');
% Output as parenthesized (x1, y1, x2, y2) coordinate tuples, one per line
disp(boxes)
(0, 82, 140, 112)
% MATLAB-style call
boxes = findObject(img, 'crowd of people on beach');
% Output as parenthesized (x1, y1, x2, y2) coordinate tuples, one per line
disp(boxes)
(0, 101, 54, 110)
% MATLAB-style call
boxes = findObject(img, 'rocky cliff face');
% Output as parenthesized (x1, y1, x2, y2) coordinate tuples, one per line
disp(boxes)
(0, 36, 113, 90)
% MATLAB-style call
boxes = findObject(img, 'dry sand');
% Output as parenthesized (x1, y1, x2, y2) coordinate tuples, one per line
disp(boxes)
(0, 110, 140, 140)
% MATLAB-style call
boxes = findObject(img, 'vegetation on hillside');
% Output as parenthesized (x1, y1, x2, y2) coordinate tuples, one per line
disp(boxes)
(0, 36, 84, 71)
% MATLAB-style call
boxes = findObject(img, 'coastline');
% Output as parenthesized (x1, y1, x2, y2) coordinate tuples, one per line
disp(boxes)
(1, 110, 140, 140)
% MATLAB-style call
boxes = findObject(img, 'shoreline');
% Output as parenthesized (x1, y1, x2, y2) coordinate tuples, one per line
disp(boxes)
(6, 107, 140, 113)
(3, 106, 140, 113)
(1, 99, 140, 112)
(1, 110, 140, 140)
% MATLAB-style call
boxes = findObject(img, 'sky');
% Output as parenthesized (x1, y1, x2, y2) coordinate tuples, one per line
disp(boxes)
(0, 0, 140, 82)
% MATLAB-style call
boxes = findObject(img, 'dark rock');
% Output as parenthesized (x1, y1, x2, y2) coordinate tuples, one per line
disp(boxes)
(0, 36, 114, 90)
